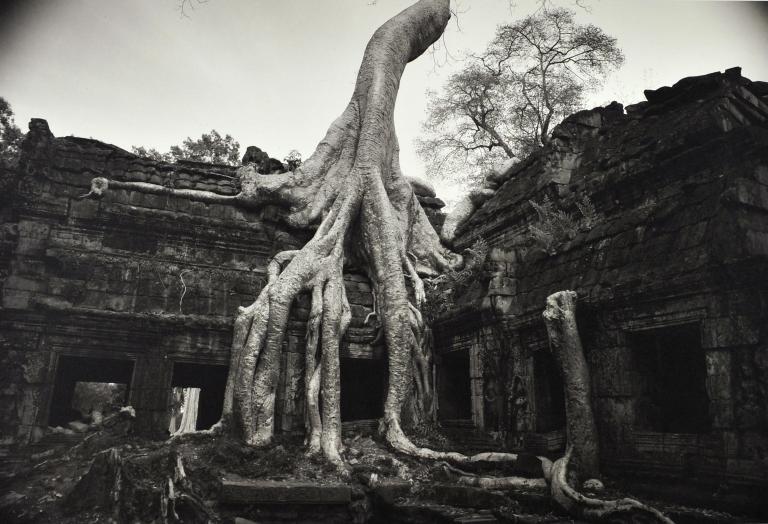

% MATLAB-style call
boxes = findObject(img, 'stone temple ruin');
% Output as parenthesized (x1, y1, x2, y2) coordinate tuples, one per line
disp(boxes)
(1, 68, 767, 519)
(435, 67, 768, 497)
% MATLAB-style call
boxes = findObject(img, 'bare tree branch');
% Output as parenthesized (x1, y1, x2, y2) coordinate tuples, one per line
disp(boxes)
(418, 6, 623, 186)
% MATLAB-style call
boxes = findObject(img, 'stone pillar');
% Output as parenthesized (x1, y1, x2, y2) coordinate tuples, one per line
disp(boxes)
(129, 355, 173, 437)
(469, 342, 485, 429)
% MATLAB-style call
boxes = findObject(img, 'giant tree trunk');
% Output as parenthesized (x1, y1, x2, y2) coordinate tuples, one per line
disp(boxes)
(542, 290, 600, 479)
(206, 0, 461, 464)
(83, 0, 472, 466)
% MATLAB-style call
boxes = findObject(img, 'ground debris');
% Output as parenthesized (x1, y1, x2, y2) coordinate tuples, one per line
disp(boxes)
(0, 428, 756, 523)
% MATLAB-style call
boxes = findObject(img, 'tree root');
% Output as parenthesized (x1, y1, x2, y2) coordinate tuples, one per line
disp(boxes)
(550, 447, 675, 523)
(304, 283, 324, 455)
(456, 473, 547, 490)
(66, 448, 213, 523)
(161, 455, 215, 524)
(542, 290, 600, 479)
(211, 0, 460, 471)
(434, 448, 673, 522)
(541, 291, 673, 523)
(437, 460, 548, 490)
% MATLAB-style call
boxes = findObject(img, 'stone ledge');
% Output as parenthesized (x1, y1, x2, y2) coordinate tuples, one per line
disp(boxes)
(220, 478, 352, 505)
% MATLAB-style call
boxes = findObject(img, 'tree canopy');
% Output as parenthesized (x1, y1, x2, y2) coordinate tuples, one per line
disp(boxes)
(417, 7, 624, 186)
(0, 97, 24, 168)
(132, 129, 241, 165)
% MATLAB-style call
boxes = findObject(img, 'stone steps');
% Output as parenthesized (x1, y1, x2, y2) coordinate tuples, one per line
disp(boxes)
(382, 500, 501, 524)
(27, 433, 83, 456)
(219, 477, 352, 505)
(440, 426, 502, 453)
(217, 475, 736, 524)
(453, 511, 499, 523)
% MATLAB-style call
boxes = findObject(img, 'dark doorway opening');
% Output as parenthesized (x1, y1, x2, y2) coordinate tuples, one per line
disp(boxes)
(437, 349, 472, 420)
(340, 358, 385, 422)
(170, 363, 228, 431)
(534, 350, 566, 432)
(49, 355, 134, 427)
(630, 323, 710, 433)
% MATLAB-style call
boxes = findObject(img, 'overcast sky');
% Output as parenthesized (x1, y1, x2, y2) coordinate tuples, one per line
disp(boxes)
(1, 0, 767, 204)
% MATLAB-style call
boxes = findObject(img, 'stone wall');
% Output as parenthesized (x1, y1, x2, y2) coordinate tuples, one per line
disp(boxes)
(436, 69, 768, 488)
(0, 121, 384, 444)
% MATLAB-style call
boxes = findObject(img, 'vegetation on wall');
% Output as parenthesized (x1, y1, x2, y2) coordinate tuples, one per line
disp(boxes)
(132, 129, 241, 166)
(0, 96, 24, 168)
(527, 194, 599, 255)
(422, 238, 489, 321)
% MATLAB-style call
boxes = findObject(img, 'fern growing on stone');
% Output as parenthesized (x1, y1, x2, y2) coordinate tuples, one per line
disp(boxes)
(575, 194, 598, 230)
(528, 194, 599, 255)
(423, 238, 489, 321)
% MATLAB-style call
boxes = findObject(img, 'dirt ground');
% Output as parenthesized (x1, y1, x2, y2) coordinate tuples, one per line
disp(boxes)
(0, 411, 754, 523)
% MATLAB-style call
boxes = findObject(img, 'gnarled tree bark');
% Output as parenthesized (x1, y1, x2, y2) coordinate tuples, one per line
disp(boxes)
(542, 290, 600, 479)
(543, 291, 674, 523)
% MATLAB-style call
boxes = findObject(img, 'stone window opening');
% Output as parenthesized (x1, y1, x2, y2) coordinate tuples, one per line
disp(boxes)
(340, 357, 385, 422)
(169, 362, 228, 433)
(534, 350, 566, 433)
(437, 348, 472, 421)
(630, 323, 710, 433)
(48, 355, 134, 427)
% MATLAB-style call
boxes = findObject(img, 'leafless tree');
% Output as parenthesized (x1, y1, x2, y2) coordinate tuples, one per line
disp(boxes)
(417, 7, 623, 186)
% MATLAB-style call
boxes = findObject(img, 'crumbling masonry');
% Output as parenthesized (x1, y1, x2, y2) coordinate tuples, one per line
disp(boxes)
(1, 68, 767, 495)
(435, 68, 768, 493)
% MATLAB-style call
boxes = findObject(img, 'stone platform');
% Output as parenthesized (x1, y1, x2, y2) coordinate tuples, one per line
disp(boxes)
(220, 477, 352, 505)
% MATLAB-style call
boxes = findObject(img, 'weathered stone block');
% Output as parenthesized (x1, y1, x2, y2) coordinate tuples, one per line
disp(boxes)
(704, 351, 731, 399)
(727, 178, 768, 210)
(104, 294, 132, 312)
(15, 221, 50, 255)
(69, 197, 100, 220)
(17, 385, 46, 427)
(3, 276, 45, 293)
(726, 458, 768, 481)
(592, 347, 634, 397)
(2, 289, 32, 309)
(488, 275, 517, 295)
(704, 351, 733, 428)
(745, 230, 768, 256)
(219, 479, 352, 505)
(488, 295, 520, 316)
(702, 317, 761, 348)
(278, 351, 304, 432)
(20, 352, 50, 384)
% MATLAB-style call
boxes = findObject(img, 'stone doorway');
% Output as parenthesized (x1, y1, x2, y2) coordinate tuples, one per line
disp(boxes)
(630, 323, 710, 433)
(170, 362, 228, 432)
(48, 355, 134, 427)
(340, 357, 385, 422)
(533, 350, 566, 433)
(437, 348, 472, 421)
